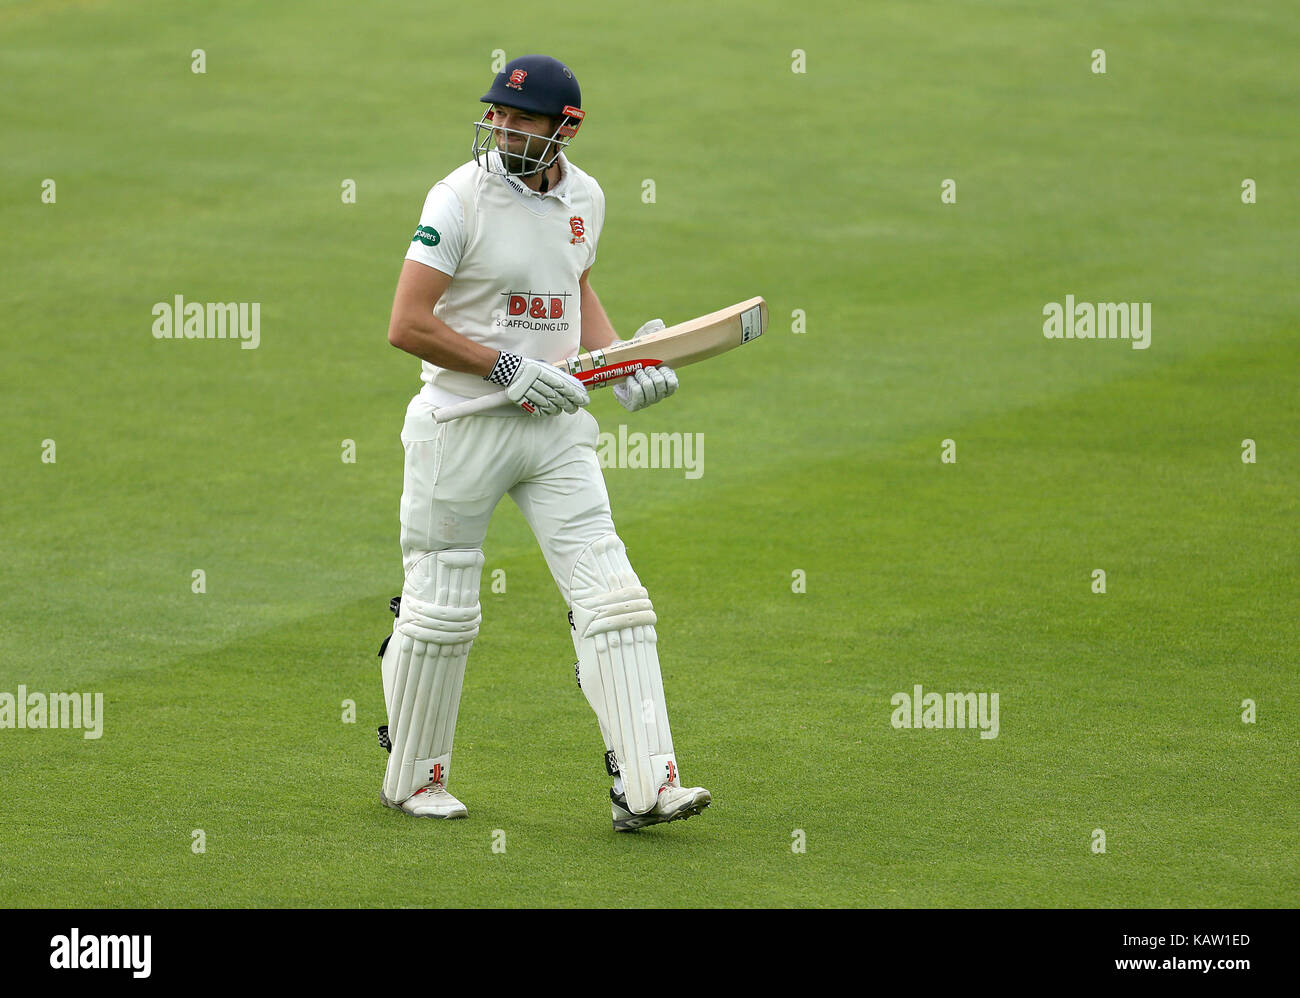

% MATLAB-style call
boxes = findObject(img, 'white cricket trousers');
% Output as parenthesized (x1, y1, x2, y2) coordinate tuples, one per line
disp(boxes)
(397, 392, 617, 604)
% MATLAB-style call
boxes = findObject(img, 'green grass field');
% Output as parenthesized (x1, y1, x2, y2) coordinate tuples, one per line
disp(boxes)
(2, 0, 1296, 907)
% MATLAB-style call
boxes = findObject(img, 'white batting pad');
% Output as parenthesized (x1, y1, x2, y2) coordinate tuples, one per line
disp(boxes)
(383, 549, 484, 803)
(570, 535, 677, 814)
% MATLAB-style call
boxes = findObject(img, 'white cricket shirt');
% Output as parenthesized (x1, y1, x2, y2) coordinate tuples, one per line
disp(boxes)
(404, 150, 605, 406)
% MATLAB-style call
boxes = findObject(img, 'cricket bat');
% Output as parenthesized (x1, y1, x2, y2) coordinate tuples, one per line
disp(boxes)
(431, 297, 767, 423)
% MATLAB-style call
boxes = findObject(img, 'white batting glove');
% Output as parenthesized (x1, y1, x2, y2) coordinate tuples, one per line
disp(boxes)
(486, 351, 589, 416)
(613, 319, 679, 412)
(627, 319, 665, 341)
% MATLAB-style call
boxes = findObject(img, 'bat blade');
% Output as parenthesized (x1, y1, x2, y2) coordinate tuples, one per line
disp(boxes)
(564, 296, 767, 388)
(432, 296, 766, 423)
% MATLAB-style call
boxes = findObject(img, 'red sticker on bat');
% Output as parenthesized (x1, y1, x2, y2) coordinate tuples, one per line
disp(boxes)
(577, 359, 662, 387)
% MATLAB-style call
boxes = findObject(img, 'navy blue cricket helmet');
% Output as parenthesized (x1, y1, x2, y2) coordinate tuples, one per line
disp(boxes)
(480, 54, 582, 117)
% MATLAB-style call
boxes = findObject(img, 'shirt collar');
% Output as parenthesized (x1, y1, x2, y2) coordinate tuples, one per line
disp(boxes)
(496, 151, 574, 206)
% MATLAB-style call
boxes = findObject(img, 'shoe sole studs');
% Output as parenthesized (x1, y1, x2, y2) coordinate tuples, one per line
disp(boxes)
(612, 796, 710, 832)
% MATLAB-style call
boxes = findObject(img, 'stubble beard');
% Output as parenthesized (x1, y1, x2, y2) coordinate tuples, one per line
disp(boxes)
(497, 135, 553, 177)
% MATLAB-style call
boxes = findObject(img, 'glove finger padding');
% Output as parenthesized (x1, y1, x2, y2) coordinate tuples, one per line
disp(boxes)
(525, 382, 562, 416)
(613, 372, 645, 411)
(505, 359, 589, 416)
(613, 364, 677, 412)
(642, 367, 667, 398)
(544, 369, 588, 413)
(631, 319, 666, 340)
(630, 371, 651, 408)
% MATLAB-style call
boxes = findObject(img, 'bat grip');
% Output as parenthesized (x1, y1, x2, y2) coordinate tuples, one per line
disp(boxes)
(431, 389, 511, 423)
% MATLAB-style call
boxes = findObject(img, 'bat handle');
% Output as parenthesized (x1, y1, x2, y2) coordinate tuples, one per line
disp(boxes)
(431, 389, 511, 423)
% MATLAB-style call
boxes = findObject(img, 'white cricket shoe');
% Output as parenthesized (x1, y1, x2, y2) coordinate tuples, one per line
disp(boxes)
(380, 783, 468, 819)
(611, 784, 711, 832)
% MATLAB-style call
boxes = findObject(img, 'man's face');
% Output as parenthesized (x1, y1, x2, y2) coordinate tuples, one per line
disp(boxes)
(489, 103, 557, 174)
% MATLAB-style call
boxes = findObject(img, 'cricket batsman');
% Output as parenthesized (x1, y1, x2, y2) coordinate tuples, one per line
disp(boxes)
(377, 55, 711, 831)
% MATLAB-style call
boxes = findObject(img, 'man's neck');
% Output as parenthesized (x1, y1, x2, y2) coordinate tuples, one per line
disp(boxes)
(519, 158, 562, 194)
